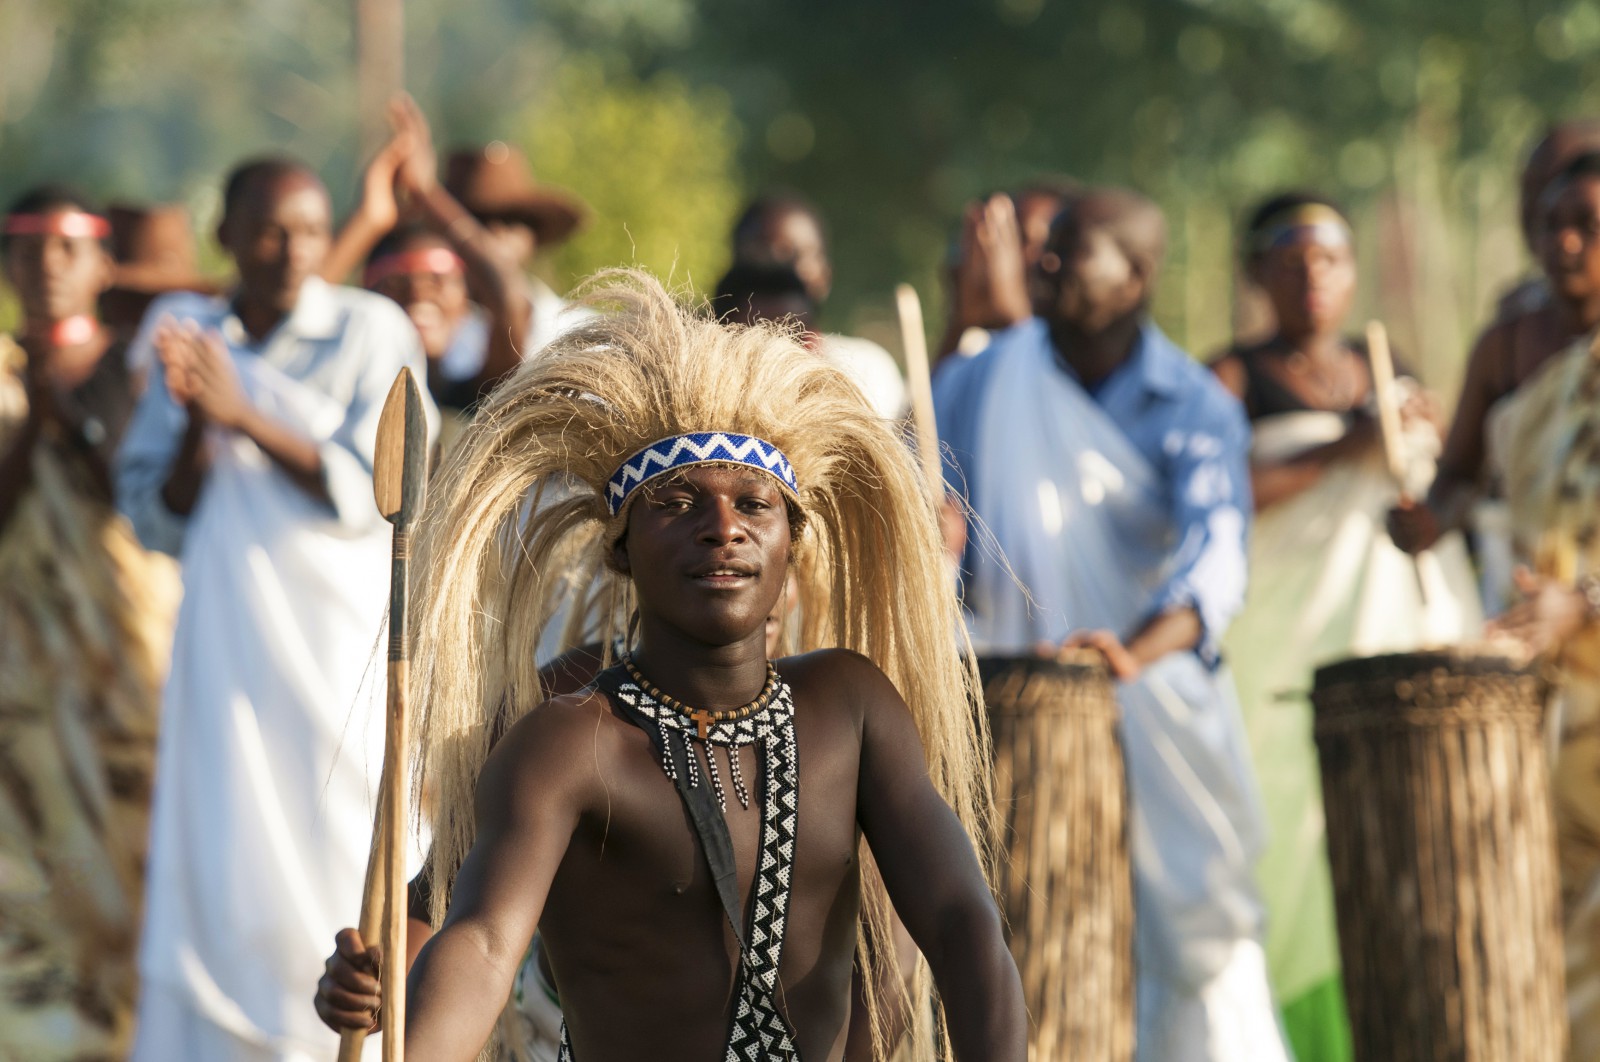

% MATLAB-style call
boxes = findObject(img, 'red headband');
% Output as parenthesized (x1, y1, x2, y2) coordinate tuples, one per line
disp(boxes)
(364, 247, 465, 288)
(3, 211, 111, 240)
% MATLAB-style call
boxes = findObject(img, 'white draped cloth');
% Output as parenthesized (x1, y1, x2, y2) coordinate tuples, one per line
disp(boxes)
(940, 327, 1287, 1061)
(1223, 410, 1481, 1018)
(117, 281, 434, 1060)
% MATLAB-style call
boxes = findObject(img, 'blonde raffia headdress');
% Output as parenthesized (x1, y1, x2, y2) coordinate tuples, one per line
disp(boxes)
(405, 269, 993, 1061)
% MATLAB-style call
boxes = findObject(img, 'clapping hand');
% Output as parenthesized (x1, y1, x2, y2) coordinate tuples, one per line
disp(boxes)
(388, 93, 438, 200)
(156, 320, 251, 429)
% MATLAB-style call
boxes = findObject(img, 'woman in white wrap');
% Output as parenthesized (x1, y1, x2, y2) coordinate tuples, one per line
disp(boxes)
(1211, 192, 1480, 1062)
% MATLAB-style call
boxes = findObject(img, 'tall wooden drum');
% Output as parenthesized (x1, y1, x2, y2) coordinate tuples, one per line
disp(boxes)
(979, 655, 1134, 1062)
(1311, 649, 1564, 1062)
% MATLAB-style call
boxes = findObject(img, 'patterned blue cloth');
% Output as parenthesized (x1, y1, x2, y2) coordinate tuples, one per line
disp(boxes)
(935, 318, 1252, 665)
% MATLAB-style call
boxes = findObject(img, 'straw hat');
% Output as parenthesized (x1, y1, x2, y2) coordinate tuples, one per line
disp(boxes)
(443, 142, 588, 246)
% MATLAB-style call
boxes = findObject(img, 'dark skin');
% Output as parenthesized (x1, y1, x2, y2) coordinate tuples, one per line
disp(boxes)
(155, 170, 335, 517)
(327, 96, 531, 405)
(1035, 194, 1204, 680)
(935, 193, 1034, 362)
(399, 464, 1024, 1061)
(1391, 172, 1600, 553)
(0, 214, 117, 532)
(1212, 229, 1443, 511)
(316, 600, 922, 1057)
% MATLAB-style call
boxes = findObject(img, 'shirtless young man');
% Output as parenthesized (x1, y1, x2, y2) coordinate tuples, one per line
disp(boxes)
(361, 273, 1024, 1062)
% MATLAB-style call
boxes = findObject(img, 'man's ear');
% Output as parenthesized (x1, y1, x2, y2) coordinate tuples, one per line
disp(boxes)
(610, 534, 631, 575)
(214, 212, 231, 256)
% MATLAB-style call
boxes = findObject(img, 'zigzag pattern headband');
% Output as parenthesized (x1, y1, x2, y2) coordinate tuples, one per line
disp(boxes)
(606, 432, 798, 517)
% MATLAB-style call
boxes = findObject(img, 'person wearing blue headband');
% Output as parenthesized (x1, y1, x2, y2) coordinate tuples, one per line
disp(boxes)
(1210, 191, 1479, 1062)
(366, 270, 1021, 1061)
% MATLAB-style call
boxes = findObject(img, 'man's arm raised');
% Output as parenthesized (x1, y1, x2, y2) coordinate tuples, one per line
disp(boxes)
(403, 694, 593, 1060)
(850, 655, 1027, 1061)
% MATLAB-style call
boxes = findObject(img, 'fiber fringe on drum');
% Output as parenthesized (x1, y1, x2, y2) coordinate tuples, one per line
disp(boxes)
(980, 654, 1135, 1062)
(1312, 650, 1565, 1062)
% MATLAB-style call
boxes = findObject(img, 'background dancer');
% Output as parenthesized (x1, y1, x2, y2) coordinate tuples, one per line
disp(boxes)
(0, 186, 180, 1059)
(1210, 191, 1480, 1062)
(1470, 149, 1600, 1056)
(936, 187, 1288, 1061)
(730, 194, 908, 419)
(116, 157, 435, 1061)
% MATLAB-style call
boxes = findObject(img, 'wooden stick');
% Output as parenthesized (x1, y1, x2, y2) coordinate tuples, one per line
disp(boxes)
(337, 792, 387, 1062)
(339, 368, 428, 1062)
(1366, 321, 1409, 488)
(380, 655, 409, 1062)
(895, 284, 943, 494)
(1367, 320, 1432, 610)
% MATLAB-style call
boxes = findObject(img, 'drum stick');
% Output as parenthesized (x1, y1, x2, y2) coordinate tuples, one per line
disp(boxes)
(1366, 320, 1432, 610)
(1365, 321, 1408, 488)
(896, 284, 944, 495)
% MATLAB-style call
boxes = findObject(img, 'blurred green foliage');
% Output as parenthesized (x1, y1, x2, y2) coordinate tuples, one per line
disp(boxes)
(5, 0, 1600, 388)
(520, 56, 743, 295)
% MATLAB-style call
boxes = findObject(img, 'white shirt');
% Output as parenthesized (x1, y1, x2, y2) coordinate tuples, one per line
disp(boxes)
(820, 333, 909, 420)
(438, 276, 593, 382)
(118, 276, 433, 556)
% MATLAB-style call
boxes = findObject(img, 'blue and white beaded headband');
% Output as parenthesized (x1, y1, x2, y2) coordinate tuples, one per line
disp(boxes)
(606, 431, 799, 517)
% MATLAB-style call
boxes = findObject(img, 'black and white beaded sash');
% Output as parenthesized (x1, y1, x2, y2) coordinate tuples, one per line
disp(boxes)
(556, 667, 802, 1062)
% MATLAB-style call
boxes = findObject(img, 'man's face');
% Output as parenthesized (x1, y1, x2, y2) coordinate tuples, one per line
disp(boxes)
(220, 173, 332, 316)
(1253, 232, 1355, 340)
(727, 292, 816, 333)
(1540, 175, 1600, 303)
(743, 211, 831, 303)
(483, 219, 537, 270)
(2, 213, 110, 323)
(369, 242, 471, 359)
(616, 464, 793, 651)
(1037, 221, 1143, 334)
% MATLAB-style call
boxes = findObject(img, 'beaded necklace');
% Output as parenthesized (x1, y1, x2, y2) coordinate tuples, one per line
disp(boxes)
(620, 655, 786, 813)
(561, 664, 803, 1061)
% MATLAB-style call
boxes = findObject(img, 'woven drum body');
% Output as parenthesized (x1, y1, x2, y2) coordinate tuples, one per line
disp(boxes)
(1311, 650, 1564, 1062)
(979, 655, 1133, 1062)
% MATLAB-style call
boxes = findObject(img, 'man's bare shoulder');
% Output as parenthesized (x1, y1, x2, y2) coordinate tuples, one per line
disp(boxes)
(777, 648, 905, 723)
(475, 686, 637, 819)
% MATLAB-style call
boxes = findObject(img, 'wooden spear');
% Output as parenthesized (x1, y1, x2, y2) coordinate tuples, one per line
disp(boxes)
(895, 284, 943, 493)
(340, 368, 429, 1062)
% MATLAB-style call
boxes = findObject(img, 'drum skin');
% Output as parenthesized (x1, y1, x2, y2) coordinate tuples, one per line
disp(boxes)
(979, 654, 1134, 1062)
(1312, 649, 1564, 1062)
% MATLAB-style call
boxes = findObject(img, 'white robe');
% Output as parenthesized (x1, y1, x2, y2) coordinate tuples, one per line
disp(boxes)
(1224, 410, 1480, 1015)
(117, 281, 435, 1060)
